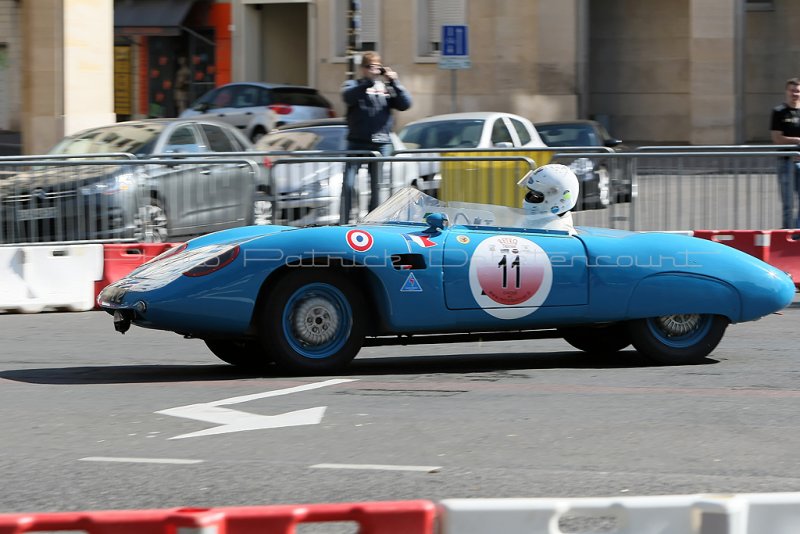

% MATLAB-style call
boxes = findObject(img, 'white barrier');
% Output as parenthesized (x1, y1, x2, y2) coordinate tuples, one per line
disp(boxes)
(437, 493, 800, 534)
(0, 244, 104, 313)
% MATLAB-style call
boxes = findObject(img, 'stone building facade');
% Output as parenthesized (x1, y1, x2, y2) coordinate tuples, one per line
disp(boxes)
(2, 0, 799, 153)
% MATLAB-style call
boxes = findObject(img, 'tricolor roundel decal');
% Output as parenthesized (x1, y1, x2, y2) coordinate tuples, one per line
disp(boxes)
(468, 235, 552, 319)
(346, 229, 374, 252)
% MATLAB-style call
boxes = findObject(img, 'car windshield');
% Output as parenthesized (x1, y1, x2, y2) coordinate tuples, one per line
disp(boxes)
(363, 187, 564, 231)
(50, 123, 164, 155)
(255, 127, 346, 152)
(398, 119, 484, 149)
(535, 124, 599, 147)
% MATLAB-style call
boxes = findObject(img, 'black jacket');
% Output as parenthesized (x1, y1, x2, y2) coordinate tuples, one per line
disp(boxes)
(341, 78, 412, 144)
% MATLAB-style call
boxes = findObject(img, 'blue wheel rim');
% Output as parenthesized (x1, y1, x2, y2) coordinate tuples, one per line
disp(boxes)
(282, 282, 353, 359)
(645, 314, 713, 349)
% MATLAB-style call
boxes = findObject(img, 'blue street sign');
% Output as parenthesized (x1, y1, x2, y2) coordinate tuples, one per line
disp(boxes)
(442, 25, 468, 57)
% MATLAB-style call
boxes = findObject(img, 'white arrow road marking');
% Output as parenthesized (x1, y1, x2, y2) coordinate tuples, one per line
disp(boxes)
(156, 378, 357, 440)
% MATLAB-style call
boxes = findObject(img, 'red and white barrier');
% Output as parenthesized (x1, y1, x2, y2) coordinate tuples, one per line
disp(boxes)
(0, 244, 104, 313)
(5, 494, 800, 534)
(438, 493, 800, 534)
(0, 500, 437, 534)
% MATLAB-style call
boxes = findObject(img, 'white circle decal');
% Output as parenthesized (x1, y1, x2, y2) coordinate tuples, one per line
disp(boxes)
(468, 235, 552, 319)
(346, 229, 374, 252)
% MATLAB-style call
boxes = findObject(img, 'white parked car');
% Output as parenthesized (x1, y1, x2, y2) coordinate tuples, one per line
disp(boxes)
(396, 112, 549, 191)
(253, 119, 422, 226)
(398, 111, 547, 150)
(180, 82, 336, 143)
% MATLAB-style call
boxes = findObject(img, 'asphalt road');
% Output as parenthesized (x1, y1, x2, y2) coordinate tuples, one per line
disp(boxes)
(1, 297, 799, 515)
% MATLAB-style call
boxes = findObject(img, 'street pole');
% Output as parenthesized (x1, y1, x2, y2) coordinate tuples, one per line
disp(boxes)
(347, 0, 361, 80)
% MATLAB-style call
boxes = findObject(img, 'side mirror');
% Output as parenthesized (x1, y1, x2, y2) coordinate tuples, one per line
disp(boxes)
(194, 102, 210, 112)
(493, 141, 514, 149)
(605, 138, 622, 148)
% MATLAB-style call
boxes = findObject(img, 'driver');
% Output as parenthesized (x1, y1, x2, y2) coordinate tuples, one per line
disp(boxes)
(518, 163, 579, 234)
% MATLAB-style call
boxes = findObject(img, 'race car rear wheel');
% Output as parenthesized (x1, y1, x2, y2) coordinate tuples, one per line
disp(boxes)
(260, 269, 366, 374)
(204, 339, 269, 369)
(559, 323, 631, 354)
(628, 313, 728, 365)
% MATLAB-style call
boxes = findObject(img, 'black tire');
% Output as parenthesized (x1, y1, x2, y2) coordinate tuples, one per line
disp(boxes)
(559, 323, 632, 354)
(204, 339, 269, 369)
(259, 269, 366, 374)
(628, 314, 729, 365)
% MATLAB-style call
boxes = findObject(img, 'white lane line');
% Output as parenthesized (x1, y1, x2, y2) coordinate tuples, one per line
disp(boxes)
(310, 463, 441, 473)
(79, 456, 203, 465)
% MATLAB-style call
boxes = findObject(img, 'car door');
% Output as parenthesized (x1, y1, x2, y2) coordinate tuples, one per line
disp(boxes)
(226, 84, 262, 134)
(198, 123, 253, 230)
(201, 85, 240, 129)
(157, 123, 208, 235)
(442, 228, 588, 320)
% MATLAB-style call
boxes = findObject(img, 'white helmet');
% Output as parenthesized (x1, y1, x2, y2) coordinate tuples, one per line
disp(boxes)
(518, 164, 579, 216)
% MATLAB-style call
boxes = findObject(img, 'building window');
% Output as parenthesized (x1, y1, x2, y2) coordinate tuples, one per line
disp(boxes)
(745, 0, 774, 11)
(416, 0, 467, 57)
(334, 0, 379, 59)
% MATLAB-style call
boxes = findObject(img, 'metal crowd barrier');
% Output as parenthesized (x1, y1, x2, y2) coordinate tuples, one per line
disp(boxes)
(555, 150, 794, 231)
(263, 155, 538, 225)
(0, 157, 259, 245)
(1, 146, 796, 245)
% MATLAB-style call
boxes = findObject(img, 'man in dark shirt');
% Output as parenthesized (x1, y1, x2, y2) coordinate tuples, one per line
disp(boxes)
(770, 77, 800, 228)
(340, 51, 412, 223)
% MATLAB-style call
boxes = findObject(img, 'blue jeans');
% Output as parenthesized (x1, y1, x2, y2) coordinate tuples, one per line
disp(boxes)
(340, 141, 393, 224)
(778, 158, 800, 229)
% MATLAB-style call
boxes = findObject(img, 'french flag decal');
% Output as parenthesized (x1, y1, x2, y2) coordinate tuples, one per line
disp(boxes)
(404, 233, 437, 248)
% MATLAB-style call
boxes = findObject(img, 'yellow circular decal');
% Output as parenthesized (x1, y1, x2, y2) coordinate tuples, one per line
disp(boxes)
(456, 235, 470, 244)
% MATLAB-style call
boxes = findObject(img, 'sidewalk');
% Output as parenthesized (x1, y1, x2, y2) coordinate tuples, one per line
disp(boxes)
(0, 130, 22, 156)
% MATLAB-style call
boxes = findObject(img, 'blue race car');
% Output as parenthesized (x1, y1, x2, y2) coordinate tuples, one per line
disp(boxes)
(98, 186, 795, 375)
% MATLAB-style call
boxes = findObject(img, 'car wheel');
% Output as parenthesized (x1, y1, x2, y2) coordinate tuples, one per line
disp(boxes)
(204, 339, 270, 368)
(628, 314, 728, 365)
(260, 269, 366, 374)
(134, 198, 169, 243)
(559, 323, 631, 354)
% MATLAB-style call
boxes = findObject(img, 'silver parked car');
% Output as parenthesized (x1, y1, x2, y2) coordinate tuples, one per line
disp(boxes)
(0, 119, 258, 244)
(180, 82, 336, 142)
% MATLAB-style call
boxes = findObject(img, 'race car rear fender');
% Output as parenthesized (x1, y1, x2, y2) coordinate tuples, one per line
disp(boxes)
(626, 273, 741, 322)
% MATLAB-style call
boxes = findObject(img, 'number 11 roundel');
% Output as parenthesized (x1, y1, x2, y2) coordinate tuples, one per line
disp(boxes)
(468, 235, 553, 319)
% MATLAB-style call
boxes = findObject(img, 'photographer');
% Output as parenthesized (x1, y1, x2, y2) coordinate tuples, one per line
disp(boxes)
(340, 51, 412, 223)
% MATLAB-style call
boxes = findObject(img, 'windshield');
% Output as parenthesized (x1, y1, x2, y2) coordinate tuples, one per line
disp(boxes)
(536, 123, 599, 147)
(398, 119, 484, 149)
(363, 187, 559, 230)
(255, 127, 346, 152)
(50, 123, 163, 155)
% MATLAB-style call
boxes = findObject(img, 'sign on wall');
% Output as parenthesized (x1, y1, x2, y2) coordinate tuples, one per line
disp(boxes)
(114, 46, 132, 116)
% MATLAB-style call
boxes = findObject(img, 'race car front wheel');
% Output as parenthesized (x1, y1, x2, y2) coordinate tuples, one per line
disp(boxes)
(628, 314, 729, 365)
(260, 269, 366, 374)
(204, 339, 269, 369)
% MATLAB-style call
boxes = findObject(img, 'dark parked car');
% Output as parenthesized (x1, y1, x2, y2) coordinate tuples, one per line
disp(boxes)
(180, 82, 336, 142)
(0, 118, 258, 244)
(535, 120, 631, 208)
